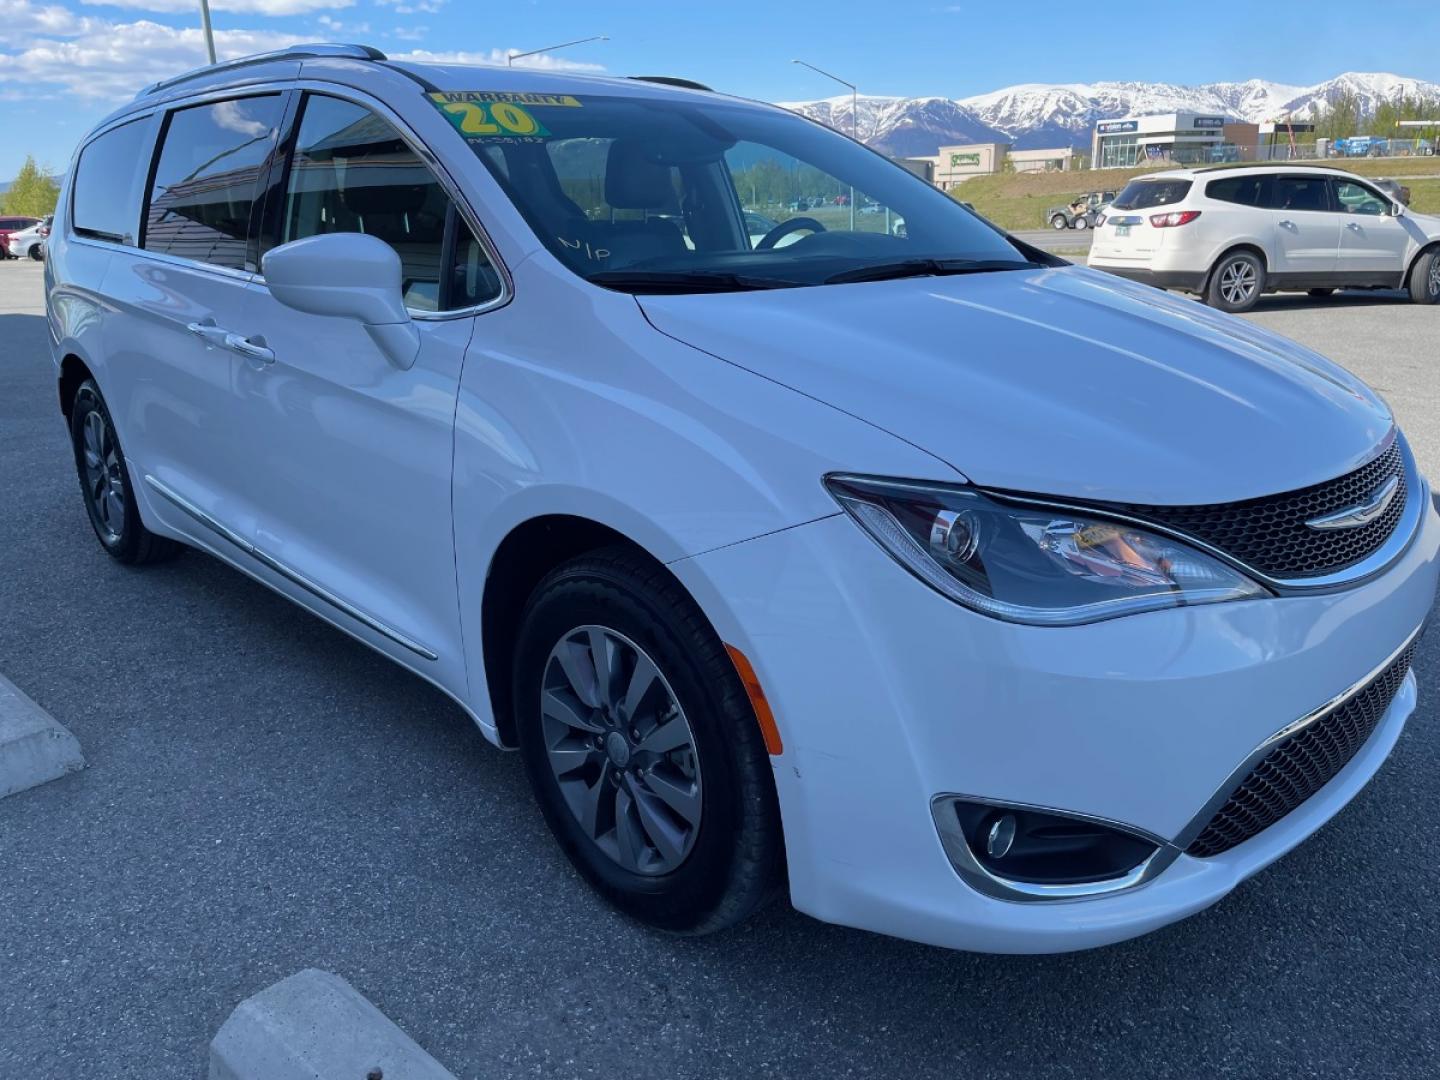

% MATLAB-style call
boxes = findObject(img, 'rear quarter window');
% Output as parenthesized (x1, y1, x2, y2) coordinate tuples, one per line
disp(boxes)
(1205, 175, 1270, 207)
(72, 118, 151, 244)
(1111, 179, 1193, 210)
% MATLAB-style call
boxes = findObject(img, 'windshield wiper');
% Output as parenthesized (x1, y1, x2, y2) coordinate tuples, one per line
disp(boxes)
(823, 258, 1040, 286)
(586, 270, 807, 294)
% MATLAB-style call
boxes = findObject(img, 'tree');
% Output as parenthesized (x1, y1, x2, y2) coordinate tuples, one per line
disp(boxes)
(3, 156, 60, 218)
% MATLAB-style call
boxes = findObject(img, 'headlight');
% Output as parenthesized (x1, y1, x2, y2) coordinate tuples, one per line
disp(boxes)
(826, 476, 1268, 626)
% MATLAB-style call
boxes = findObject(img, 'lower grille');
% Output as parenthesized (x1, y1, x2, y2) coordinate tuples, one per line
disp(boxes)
(1186, 641, 1418, 858)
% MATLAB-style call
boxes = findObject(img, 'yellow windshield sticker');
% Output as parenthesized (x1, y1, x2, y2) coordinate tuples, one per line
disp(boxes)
(430, 96, 551, 140)
(429, 91, 582, 109)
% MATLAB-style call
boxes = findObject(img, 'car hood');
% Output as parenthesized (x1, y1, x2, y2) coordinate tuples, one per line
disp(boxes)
(638, 265, 1394, 504)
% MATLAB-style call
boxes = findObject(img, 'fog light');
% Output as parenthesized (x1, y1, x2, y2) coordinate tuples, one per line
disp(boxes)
(945, 800, 1160, 888)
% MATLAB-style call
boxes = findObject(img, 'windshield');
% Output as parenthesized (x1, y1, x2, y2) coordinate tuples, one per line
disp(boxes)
(432, 90, 1035, 291)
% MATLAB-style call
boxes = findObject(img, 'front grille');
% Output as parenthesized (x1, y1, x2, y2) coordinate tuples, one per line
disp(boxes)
(1112, 438, 1406, 579)
(1186, 641, 1417, 858)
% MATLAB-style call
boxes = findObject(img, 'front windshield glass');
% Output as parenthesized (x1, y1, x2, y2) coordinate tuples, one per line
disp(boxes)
(432, 90, 1034, 291)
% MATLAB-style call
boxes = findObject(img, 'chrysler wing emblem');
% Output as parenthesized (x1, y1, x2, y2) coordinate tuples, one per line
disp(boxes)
(1305, 476, 1400, 531)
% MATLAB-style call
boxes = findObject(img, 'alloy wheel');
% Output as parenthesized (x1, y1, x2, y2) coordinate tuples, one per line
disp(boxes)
(1219, 259, 1258, 306)
(1429, 258, 1440, 298)
(81, 409, 125, 543)
(540, 625, 703, 875)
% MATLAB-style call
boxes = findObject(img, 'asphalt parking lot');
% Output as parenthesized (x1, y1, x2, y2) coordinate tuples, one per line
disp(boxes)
(1, 256, 1437, 1079)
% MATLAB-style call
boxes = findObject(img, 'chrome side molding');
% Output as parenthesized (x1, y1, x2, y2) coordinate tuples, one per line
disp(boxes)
(143, 475, 438, 661)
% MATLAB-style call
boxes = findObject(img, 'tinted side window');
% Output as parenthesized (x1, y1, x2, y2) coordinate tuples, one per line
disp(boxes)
(145, 96, 284, 270)
(282, 94, 500, 311)
(1270, 176, 1330, 213)
(1205, 175, 1270, 207)
(73, 118, 150, 244)
(1111, 179, 1192, 210)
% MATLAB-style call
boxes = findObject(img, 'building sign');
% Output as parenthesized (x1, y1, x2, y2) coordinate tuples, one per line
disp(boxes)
(949, 152, 982, 167)
(1193, 117, 1225, 129)
(1097, 120, 1138, 134)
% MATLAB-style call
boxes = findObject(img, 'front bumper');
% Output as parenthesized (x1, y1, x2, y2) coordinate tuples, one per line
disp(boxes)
(670, 491, 1440, 953)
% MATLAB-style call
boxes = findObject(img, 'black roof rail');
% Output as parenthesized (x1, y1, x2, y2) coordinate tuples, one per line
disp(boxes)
(1191, 162, 1344, 174)
(137, 43, 386, 98)
(628, 75, 714, 92)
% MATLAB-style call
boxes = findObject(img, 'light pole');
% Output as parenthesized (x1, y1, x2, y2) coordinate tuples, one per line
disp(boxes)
(508, 35, 608, 67)
(198, 0, 216, 64)
(792, 58, 856, 230)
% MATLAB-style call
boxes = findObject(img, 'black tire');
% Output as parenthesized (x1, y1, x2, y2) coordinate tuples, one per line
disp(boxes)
(69, 380, 182, 565)
(1050, 214, 1068, 230)
(1307, 288, 1335, 298)
(513, 547, 783, 934)
(27, 244, 42, 262)
(1205, 250, 1265, 313)
(1072, 215, 1089, 231)
(1409, 248, 1440, 305)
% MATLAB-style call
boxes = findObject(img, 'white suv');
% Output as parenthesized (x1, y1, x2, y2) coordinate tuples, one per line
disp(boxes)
(43, 46, 1438, 954)
(1090, 165, 1440, 312)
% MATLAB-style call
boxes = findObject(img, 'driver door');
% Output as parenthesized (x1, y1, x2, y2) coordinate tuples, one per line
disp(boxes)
(1331, 178, 1411, 279)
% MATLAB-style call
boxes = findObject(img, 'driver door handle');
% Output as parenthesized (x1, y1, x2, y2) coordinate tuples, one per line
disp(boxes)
(1346, 221, 1363, 231)
(186, 319, 229, 346)
(224, 333, 275, 365)
(1278, 219, 1297, 230)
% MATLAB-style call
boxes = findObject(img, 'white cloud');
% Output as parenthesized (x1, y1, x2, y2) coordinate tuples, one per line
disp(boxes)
(390, 46, 604, 73)
(0, 9, 302, 99)
(376, 0, 446, 14)
(388, 25, 427, 41)
(80, 0, 352, 12)
(0, 0, 103, 42)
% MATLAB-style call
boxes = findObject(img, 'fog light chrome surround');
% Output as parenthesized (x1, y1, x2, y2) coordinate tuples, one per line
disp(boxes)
(931, 795, 1183, 903)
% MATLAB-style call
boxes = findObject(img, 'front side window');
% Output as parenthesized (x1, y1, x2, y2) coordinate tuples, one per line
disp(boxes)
(1270, 176, 1330, 213)
(445, 92, 1030, 291)
(145, 96, 284, 270)
(1332, 180, 1388, 216)
(73, 118, 151, 244)
(282, 94, 500, 311)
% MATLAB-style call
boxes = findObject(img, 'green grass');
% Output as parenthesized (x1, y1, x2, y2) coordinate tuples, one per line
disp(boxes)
(958, 156, 1440, 231)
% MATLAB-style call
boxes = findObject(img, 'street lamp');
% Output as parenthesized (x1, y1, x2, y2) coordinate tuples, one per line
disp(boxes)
(792, 58, 856, 230)
(198, 0, 216, 64)
(508, 35, 608, 67)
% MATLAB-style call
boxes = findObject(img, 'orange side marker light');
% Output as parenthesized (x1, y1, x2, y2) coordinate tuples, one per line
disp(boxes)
(725, 644, 784, 756)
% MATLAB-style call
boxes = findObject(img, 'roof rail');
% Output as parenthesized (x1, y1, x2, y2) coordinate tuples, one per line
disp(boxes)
(628, 75, 714, 92)
(137, 43, 386, 99)
(1191, 161, 1344, 174)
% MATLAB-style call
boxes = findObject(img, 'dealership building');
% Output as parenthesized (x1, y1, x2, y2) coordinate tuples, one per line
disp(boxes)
(1089, 112, 1257, 168)
(920, 142, 1079, 189)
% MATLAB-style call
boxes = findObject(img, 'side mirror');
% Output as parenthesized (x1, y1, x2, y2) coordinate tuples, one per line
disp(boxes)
(261, 233, 420, 369)
(1389, 201, 1406, 218)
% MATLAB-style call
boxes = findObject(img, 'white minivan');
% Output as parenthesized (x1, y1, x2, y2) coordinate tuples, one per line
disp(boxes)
(1090, 165, 1440, 312)
(46, 46, 1438, 954)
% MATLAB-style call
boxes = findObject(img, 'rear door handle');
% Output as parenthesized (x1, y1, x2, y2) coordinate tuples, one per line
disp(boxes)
(223, 333, 275, 365)
(1278, 219, 1296, 229)
(1346, 221, 1363, 231)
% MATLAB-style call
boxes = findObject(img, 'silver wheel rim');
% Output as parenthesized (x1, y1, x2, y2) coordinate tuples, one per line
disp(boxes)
(541, 625, 702, 876)
(1428, 259, 1440, 297)
(81, 409, 125, 542)
(1219, 259, 1258, 305)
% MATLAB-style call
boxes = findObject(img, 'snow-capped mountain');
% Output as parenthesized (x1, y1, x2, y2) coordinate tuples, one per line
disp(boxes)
(782, 72, 1440, 156)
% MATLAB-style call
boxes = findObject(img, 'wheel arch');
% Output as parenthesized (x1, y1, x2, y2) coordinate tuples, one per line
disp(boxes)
(1205, 242, 1269, 291)
(58, 353, 95, 420)
(480, 514, 700, 748)
(1402, 241, 1440, 290)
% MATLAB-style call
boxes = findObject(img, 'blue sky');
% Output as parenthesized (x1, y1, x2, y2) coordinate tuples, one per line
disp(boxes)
(2, 0, 1439, 179)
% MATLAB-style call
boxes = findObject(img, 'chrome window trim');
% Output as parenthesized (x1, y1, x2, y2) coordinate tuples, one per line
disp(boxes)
(930, 794, 1181, 904)
(1171, 620, 1425, 853)
(144, 475, 439, 661)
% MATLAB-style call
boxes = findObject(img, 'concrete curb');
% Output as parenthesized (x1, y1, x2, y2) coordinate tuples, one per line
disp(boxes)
(210, 969, 457, 1080)
(0, 674, 85, 799)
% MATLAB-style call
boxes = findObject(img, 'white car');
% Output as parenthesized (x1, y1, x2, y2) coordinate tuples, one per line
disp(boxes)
(1090, 165, 1440, 312)
(7, 217, 49, 260)
(45, 46, 1438, 954)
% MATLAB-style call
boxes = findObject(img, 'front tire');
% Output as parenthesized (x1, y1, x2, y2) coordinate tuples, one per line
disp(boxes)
(69, 380, 182, 565)
(513, 548, 783, 934)
(1205, 250, 1264, 313)
(1409, 249, 1440, 305)
(1072, 215, 1089, 231)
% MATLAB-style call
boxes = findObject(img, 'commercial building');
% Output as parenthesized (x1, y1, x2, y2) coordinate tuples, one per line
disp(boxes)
(1090, 112, 1231, 169)
(917, 142, 1079, 189)
(1008, 146, 1077, 173)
